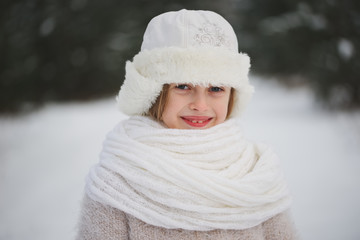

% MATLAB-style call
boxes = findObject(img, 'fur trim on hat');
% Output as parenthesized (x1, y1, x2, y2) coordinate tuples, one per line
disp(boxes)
(116, 47, 254, 117)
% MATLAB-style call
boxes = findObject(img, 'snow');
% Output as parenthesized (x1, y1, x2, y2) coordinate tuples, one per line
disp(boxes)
(338, 38, 355, 60)
(1, 77, 360, 240)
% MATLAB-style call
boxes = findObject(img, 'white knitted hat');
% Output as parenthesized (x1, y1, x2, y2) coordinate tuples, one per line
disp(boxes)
(116, 9, 253, 117)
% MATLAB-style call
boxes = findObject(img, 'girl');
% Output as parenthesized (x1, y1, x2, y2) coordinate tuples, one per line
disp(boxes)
(76, 9, 297, 240)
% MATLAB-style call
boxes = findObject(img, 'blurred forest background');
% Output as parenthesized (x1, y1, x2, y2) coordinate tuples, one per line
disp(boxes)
(1, 0, 359, 113)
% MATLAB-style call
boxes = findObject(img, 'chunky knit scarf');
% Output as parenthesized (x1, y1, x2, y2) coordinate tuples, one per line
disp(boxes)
(85, 116, 291, 231)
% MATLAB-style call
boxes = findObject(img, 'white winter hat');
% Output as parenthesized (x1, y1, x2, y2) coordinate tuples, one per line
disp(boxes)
(116, 9, 253, 117)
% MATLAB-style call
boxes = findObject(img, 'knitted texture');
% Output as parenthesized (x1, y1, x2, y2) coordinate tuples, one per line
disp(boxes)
(85, 116, 291, 231)
(76, 194, 298, 240)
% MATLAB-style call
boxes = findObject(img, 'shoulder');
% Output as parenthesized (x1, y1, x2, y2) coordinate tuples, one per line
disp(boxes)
(76, 194, 128, 240)
(80, 194, 127, 222)
(261, 210, 299, 240)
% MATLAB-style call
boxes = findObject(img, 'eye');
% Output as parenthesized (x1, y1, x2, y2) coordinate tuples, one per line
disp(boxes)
(176, 84, 190, 90)
(209, 86, 224, 92)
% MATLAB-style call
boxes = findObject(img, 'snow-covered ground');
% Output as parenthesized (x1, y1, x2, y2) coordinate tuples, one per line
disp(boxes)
(0, 77, 359, 240)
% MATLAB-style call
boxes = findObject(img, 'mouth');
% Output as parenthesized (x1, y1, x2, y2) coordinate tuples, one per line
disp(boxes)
(181, 116, 213, 128)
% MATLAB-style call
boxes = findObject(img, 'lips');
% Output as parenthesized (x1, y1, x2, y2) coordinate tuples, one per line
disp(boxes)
(181, 116, 213, 128)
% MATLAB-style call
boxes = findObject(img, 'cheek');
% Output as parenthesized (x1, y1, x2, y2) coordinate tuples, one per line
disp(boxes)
(162, 104, 174, 122)
(161, 109, 174, 128)
(161, 96, 182, 127)
(215, 96, 230, 119)
(216, 105, 228, 121)
(163, 92, 188, 116)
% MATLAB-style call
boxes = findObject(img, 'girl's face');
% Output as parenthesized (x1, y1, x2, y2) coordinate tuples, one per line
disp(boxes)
(161, 83, 231, 129)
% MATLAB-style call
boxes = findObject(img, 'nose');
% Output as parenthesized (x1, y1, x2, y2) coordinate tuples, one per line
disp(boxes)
(189, 91, 209, 112)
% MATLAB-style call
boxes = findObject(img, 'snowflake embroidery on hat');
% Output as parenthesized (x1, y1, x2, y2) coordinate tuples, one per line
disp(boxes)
(194, 22, 232, 49)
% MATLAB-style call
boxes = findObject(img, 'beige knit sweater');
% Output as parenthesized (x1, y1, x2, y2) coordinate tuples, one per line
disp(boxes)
(76, 194, 298, 240)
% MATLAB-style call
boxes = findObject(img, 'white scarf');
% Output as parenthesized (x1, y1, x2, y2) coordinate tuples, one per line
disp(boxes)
(85, 116, 291, 231)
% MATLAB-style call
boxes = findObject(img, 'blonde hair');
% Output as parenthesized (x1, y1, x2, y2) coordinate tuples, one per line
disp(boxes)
(147, 85, 234, 121)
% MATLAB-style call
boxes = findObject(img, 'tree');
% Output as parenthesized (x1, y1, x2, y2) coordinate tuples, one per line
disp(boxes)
(234, 0, 360, 108)
(1, 0, 231, 112)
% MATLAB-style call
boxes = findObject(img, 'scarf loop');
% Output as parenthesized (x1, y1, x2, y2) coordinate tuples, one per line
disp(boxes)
(86, 116, 291, 231)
